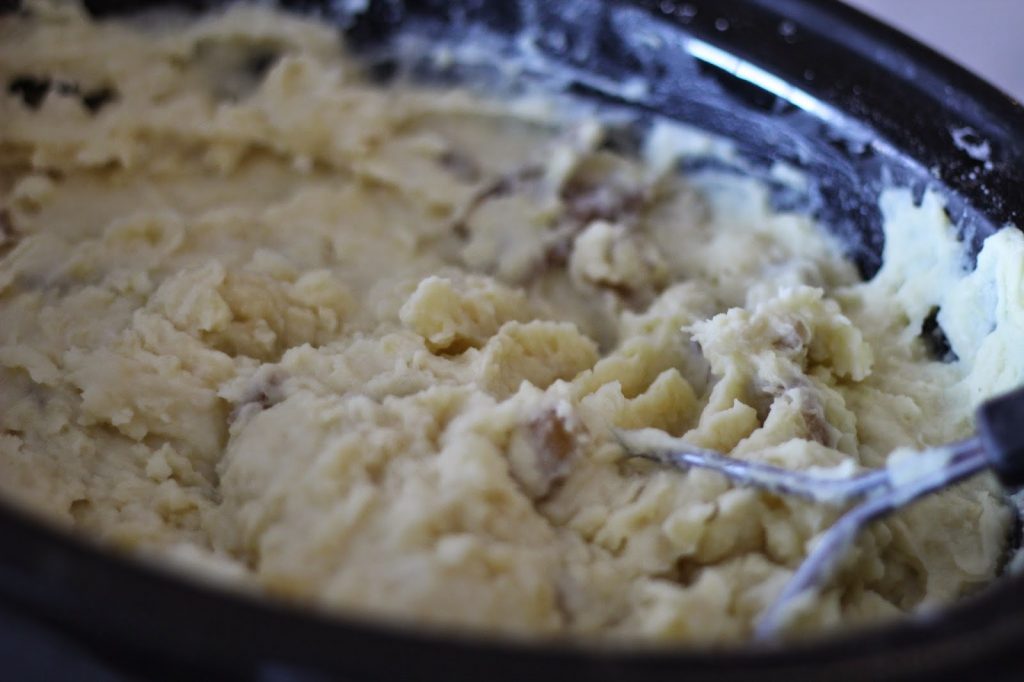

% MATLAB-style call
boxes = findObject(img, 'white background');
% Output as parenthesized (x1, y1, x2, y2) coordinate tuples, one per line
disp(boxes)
(844, 0, 1024, 100)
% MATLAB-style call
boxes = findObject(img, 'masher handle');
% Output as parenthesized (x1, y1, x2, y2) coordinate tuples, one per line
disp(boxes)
(977, 384, 1024, 488)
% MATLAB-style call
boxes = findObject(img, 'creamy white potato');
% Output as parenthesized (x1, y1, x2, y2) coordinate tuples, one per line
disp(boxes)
(0, 1, 1021, 642)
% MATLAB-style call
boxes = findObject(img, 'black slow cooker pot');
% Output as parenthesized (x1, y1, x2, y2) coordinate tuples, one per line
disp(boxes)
(2, 0, 1024, 680)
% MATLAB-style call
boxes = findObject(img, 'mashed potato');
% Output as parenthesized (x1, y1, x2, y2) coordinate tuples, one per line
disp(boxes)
(0, 1, 1020, 642)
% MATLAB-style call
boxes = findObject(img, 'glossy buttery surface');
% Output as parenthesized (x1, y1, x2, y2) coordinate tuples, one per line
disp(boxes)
(0, 1, 1020, 642)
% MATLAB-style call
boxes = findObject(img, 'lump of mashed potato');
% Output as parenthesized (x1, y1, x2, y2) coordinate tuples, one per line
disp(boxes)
(0, 1, 1020, 642)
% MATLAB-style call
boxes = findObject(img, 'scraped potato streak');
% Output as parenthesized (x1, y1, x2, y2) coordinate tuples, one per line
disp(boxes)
(0, 1, 1019, 641)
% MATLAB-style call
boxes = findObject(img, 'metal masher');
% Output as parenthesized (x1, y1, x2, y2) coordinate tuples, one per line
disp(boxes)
(616, 384, 1024, 641)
